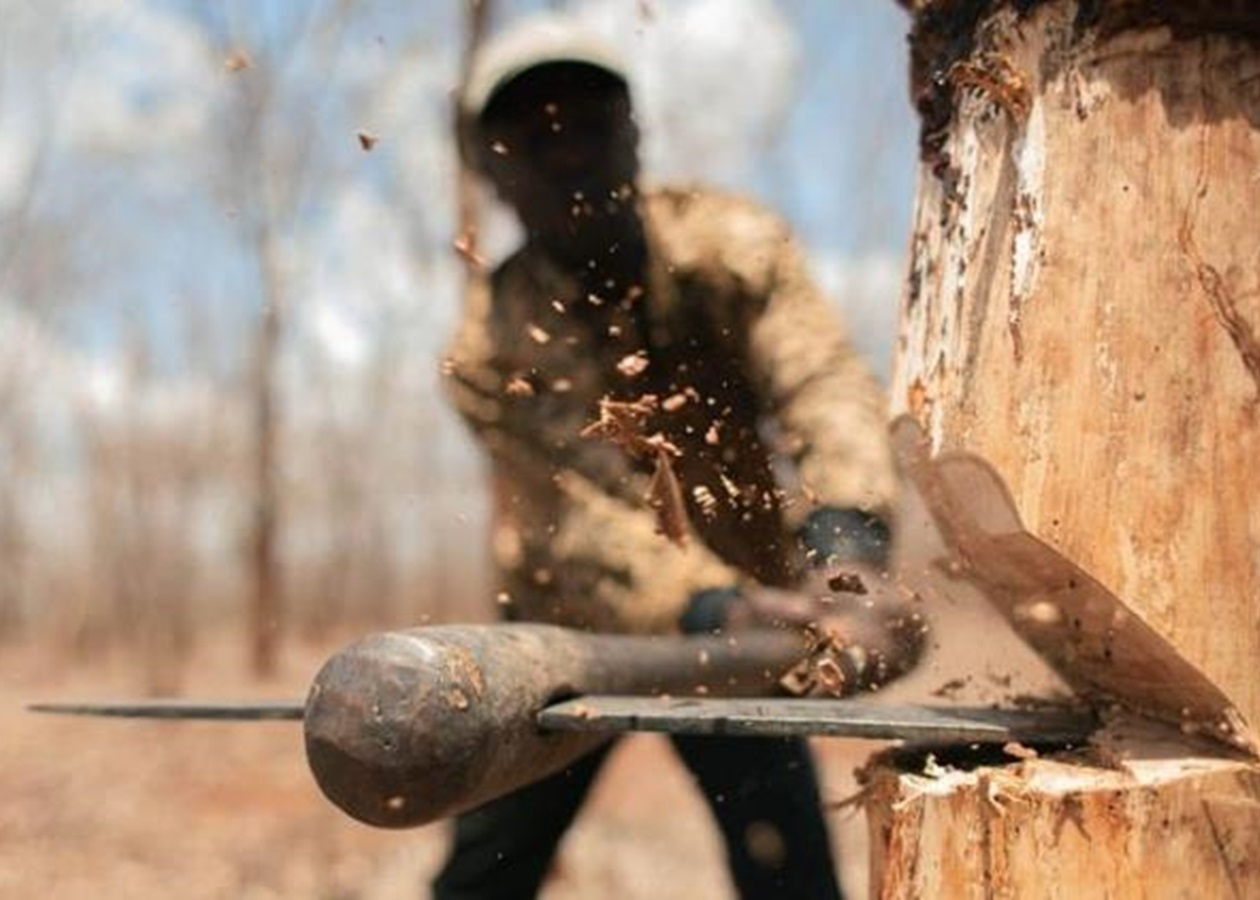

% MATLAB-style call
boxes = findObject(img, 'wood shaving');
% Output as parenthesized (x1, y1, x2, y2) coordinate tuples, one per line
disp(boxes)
(662, 392, 689, 412)
(692, 485, 719, 518)
(224, 50, 252, 72)
(827, 571, 868, 595)
(505, 375, 534, 397)
(1002, 741, 1038, 760)
(616, 352, 649, 378)
(452, 229, 485, 270)
(580, 396, 675, 457)
(647, 449, 689, 546)
(922, 753, 950, 778)
(582, 396, 688, 545)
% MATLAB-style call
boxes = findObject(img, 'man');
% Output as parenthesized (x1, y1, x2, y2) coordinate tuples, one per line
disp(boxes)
(439, 18, 924, 899)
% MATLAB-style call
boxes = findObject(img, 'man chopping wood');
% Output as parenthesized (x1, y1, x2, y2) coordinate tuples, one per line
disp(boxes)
(439, 16, 926, 899)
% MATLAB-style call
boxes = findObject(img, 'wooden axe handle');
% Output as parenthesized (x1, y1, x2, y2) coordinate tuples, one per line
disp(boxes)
(303, 623, 807, 828)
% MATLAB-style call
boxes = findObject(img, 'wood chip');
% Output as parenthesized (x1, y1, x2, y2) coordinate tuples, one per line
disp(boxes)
(648, 449, 689, 546)
(570, 703, 597, 720)
(357, 130, 379, 151)
(505, 375, 535, 397)
(692, 485, 719, 518)
(827, 571, 869, 595)
(616, 352, 649, 378)
(452, 229, 485, 269)
(922, 753, 950, 778)
(662, 393, 689, 412)
(582, 396, 688, 545)
(224, 50, 252, 72)
(1002, 741, 1039, 760)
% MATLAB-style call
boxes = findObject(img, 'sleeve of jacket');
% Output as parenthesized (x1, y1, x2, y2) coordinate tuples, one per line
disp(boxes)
(545, 470, 747, 635)
(742, 218, 899, 528)
(442, 274, 745, 635)
(442, 276, 505, 438)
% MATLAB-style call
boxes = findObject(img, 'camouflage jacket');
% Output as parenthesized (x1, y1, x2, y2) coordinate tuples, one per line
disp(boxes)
(444, 186, 897, 634)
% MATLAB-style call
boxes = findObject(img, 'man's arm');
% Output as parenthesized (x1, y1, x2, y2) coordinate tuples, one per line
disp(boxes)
(746, 231, 898, 536)
(546, 469, 749, 634)
(676, 199, 926, 685)
(444, 273, 752, 636)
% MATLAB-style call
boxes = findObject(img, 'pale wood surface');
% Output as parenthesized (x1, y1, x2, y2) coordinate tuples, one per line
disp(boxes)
(865, 721, 1260, 899)
(875, 2, 1260, 895)
(890, 0, 1260, 734)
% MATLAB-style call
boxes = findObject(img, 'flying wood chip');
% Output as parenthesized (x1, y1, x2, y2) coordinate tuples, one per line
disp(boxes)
(616, 352, 650, 378)
(580, 396, 674, 458)
(224, 50, 252, 72)
(582, 396, 689, 546)
(357, 130, 379, 151)
(827, 571, 868, 595)
(647, 448, 689, 546)
(452, 229, 486, 270)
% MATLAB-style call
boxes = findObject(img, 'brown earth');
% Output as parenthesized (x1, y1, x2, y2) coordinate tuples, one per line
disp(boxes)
(2, 571, 1057, 900)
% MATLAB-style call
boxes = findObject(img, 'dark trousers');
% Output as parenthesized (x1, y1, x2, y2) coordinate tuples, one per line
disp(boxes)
(432, 735, 843, 900)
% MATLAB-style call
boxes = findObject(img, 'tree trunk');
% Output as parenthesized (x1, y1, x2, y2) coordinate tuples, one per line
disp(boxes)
(865, 718, 1260, 898)
(249, 220, 284, 677)
(872, 1, 1260, 894)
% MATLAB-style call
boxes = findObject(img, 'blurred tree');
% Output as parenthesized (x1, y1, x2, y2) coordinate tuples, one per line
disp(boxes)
(191, 1, 363, 675)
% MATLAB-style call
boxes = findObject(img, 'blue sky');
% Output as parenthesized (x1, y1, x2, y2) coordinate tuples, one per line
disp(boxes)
(781, 2, 916, 254)
(3, 0, 919, 375)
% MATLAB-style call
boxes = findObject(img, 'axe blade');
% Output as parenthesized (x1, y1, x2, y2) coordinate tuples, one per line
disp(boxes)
(539, 696, 1097, 745)
(29, 696, 1095, 744)
(28, 700, 305, 721)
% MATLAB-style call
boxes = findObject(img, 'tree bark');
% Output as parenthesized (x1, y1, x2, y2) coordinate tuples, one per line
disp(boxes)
(249, 218, 284, 677)
(872, 1, 1260, 894)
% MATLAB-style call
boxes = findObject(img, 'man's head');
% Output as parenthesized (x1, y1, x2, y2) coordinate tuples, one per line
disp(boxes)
(463, 19, 642, 263)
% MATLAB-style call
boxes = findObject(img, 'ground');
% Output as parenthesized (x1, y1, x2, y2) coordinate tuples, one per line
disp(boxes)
(2, 580, 1056, 899)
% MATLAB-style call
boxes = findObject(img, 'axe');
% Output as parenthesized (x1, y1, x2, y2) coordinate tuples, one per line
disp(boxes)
(32, 622, 1097, 829)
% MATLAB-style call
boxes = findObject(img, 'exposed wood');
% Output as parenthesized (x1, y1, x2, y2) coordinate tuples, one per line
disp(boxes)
(892, 417, 1252, 752)
(873, 1, 1260, 894)
(892, 0, 1260, 734)
(866, 719, 1260, 899)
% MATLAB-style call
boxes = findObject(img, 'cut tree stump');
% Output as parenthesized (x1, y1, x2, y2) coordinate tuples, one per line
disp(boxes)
(865, 719, 1260, 898)
(871, 1, 1260, 895)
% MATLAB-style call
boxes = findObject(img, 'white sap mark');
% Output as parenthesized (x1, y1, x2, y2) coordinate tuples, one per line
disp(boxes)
(936, 116, 985, 357)
(1009, 100, 1046, 360)
(1094, 299, 1120, 399)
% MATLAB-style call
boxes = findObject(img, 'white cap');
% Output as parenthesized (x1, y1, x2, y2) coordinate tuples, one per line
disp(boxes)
(462, 15, 630, 119)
